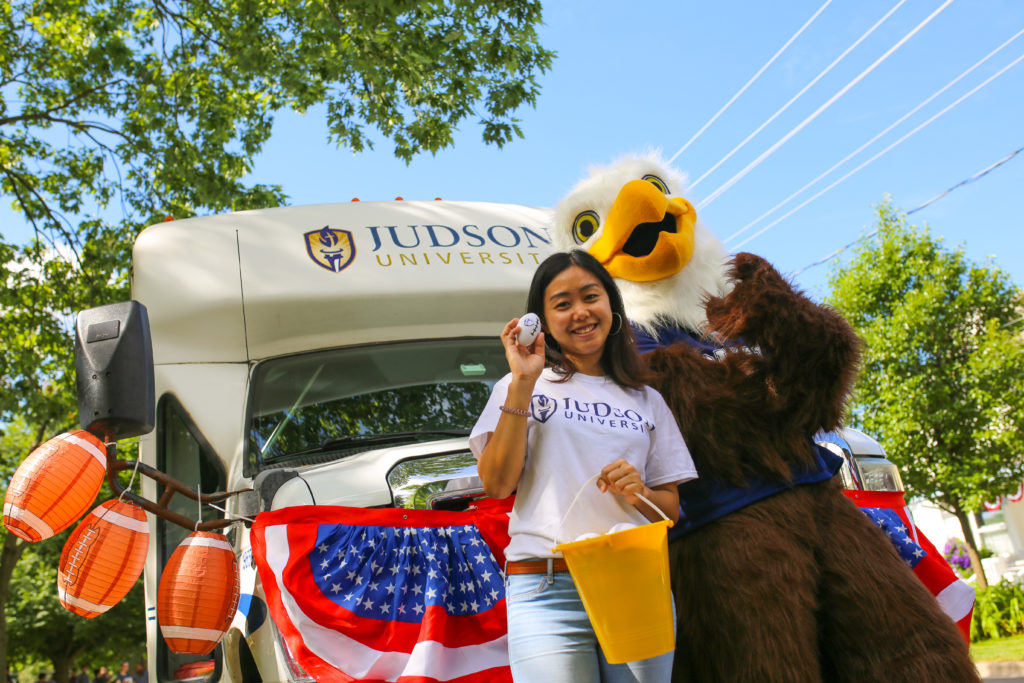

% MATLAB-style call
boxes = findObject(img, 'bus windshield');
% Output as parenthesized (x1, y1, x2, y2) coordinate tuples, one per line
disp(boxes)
(247, 338, 508, 469)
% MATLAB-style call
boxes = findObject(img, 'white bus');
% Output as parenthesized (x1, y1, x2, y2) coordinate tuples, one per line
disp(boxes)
(76, 199, 552, 681)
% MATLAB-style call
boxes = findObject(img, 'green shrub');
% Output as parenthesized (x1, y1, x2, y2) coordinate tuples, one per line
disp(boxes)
(972, 580, 1024, 642)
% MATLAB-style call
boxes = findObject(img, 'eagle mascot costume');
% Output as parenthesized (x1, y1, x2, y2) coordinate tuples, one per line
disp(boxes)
(551, 154, 978, 682)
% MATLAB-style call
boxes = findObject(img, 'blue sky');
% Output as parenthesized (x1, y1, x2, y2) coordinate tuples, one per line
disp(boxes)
(4, 1, 1021, 301)
(244, 0, 1024, 299)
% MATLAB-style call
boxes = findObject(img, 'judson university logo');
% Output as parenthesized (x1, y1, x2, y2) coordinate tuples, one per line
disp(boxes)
(531, 395, 557, 423)
(305, 226, 355, 272)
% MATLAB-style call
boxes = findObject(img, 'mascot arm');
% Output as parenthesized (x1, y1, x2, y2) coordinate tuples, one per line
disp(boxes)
(704, 252, 863, 432)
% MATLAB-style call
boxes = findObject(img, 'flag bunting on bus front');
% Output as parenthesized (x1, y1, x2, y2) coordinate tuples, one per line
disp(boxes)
(250, 500, 513, 682)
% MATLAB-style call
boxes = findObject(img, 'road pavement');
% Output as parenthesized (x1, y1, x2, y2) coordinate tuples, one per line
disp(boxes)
(978, 660, 1024, 681)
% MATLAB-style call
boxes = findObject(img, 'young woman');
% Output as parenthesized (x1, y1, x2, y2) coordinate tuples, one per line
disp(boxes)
(470, 250, 697, 682)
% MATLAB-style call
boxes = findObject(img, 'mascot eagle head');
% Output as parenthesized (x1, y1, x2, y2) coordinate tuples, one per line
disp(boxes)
(552, 153, 731, 335)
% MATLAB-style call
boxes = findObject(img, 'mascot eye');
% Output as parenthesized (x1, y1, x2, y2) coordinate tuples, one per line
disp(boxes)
(642, 174, 670, 194)
(572, 211, 599, 245)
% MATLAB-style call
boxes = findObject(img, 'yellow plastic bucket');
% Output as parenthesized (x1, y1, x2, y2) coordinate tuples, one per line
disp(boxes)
(552, 481, 675, 664)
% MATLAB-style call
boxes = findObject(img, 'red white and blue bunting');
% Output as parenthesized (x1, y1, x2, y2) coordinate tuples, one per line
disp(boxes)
(1010, 482, 1024, 504)
(983, 482, 1024, 511)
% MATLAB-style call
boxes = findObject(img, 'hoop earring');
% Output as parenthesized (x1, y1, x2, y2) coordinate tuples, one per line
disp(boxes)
(610, 312, 623, 336)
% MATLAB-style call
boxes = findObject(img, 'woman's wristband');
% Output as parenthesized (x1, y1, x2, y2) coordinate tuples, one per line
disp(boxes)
(499, 405, 530, 417)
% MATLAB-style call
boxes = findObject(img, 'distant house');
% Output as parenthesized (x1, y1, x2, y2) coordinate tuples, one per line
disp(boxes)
(911, 492, 1024, 583)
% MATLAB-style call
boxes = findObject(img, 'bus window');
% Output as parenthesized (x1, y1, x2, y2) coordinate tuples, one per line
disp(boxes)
(156, 394, 226, 683)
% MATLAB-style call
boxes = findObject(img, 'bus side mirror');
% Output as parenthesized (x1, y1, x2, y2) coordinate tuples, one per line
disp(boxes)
(75, 300, 155, 440)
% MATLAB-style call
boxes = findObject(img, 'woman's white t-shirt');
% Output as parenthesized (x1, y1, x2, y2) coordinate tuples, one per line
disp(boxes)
(469, 368, 697, 561)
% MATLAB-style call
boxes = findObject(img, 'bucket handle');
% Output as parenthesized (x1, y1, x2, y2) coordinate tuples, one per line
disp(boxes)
(554, 473, 671, 547)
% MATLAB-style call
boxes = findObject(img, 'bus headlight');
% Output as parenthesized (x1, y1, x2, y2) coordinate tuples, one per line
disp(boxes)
(856, 458, 904, 492)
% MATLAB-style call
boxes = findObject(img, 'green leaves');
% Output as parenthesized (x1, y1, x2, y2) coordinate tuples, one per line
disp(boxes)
(827, 201, 1024, 515)
(972, 580, 1024, 642)
(0, 0, 553, 425)
(0, 2, 553, 667)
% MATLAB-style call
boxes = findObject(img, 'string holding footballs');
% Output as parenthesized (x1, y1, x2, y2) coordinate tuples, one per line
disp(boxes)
(1, 298, 247, 657)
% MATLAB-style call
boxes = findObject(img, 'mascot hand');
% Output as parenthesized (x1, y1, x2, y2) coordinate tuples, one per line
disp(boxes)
(731, 251, 774, 282)
(704, 252, 788, 344)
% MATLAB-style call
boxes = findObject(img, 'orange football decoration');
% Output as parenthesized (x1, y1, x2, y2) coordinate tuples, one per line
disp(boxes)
(158, 531, 240, 654)
(58, 498, 149, 618)
(3, 431, 107, 542)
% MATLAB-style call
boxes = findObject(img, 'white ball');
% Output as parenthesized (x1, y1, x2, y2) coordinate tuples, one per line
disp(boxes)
(517, 312, 541, 346)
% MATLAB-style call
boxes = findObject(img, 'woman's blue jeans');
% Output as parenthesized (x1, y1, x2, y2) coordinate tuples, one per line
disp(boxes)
(505, 567, 674, 682)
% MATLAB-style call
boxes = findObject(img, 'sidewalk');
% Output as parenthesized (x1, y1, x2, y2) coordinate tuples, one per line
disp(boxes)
(977, 660, 1024, 679)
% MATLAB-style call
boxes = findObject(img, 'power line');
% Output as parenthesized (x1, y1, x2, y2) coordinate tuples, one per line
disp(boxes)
(726, 26, 1024, 244)
(790, 231, 876, 278)
(697, 0, 955, 211)
(665, 0, 833, 165)
(791, 145, 1024, 277)
(906, 145, 1024, 215)
(691, 1, 906, 190)
(733, 51, 1024, 250)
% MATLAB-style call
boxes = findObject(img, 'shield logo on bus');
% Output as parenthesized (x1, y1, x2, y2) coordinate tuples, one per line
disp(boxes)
(305, 226, 356, 272)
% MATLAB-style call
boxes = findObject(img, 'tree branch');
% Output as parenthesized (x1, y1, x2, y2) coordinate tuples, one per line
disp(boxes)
(32, 421, 50, 450)
(0, 80, 124, 127)
(152, 0, 230, 51)
(2, 166, 83, 259)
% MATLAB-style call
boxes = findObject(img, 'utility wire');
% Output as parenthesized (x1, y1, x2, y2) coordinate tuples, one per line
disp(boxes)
(733, 51, 1024, 250)
(697, 0, 955, 211)
(691, 1, 906, 190)
(791, 145, 1024, 277)
(726, 27, 1024, 244)
(907, 145, 1024, 215)
(665, 0, 833, 165)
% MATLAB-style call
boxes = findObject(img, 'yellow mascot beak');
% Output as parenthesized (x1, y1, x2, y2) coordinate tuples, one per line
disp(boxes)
(586, 179, 697, 282)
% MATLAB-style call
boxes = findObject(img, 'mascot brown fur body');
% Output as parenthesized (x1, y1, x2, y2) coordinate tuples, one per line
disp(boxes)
(645, 252, 978, 682)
